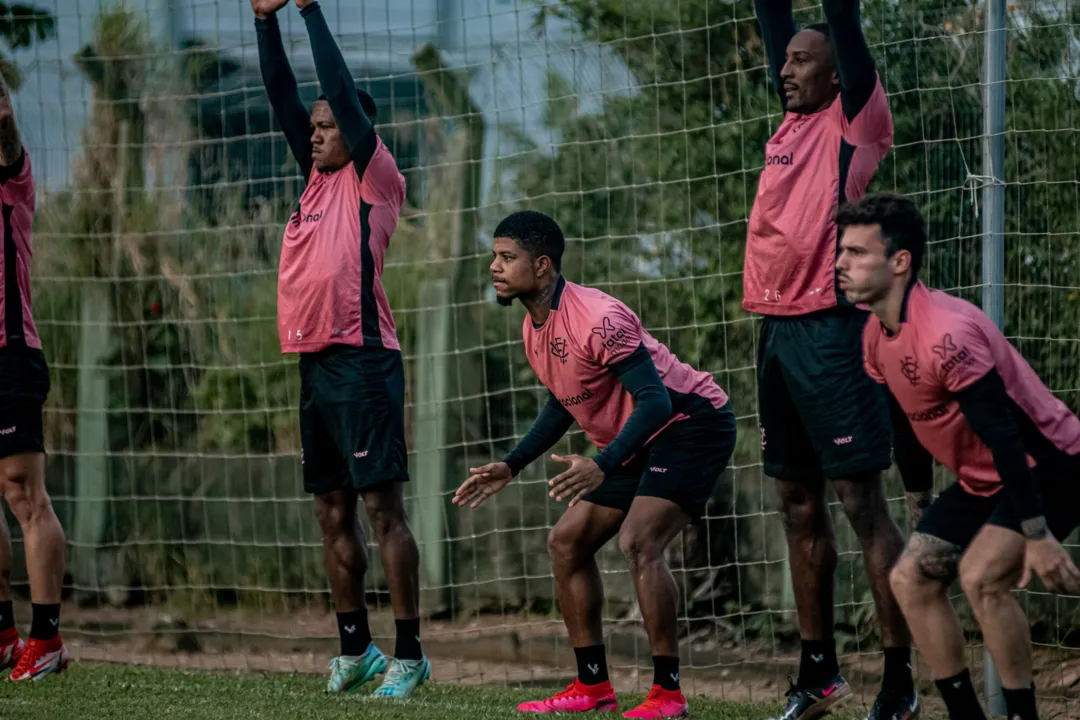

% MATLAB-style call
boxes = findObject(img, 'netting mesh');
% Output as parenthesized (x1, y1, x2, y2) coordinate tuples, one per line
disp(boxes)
(7, 0, 1080, 712)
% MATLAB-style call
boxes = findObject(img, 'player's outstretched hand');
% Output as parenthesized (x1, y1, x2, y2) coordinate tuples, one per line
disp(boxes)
(294, 0, 315, 9)
(1020, 534, 1080, 594)
(549, 454, 604, 508)
(453, 462, 512, 509)
(250, 0, 289, 18)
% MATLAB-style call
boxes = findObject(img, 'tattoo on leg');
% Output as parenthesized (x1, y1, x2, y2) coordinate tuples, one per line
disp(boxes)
(907, 532, 961, 584)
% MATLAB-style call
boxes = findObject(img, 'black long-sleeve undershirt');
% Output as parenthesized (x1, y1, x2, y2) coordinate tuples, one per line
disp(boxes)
(754, 0, 876, 121)
(592, 345, 673, 475)
(886, 389, 934, 493)
(502, 344, 673, 478)
(503, 395, 574, 477)
(255, 14, 313, 179)
(955, 369, 1045, 524)
(300, 2, 378, 177)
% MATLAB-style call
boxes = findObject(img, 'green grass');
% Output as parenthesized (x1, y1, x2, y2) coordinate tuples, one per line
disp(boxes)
(0, 663, 863, 720)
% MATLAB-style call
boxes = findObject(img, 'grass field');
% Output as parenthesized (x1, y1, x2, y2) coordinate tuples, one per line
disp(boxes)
(0, 663, 873, 720)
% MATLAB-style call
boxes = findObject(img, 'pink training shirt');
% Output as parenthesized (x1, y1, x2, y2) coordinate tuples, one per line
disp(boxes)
(523, 278, 729, 454)
(277, 136, 405, 353)
(864, 282, 1080, 496)
(0, 150, 39, 350)
(745, 78, 894, 316)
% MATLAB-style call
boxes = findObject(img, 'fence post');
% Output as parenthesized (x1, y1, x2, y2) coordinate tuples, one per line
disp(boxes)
(981, 0, 1007, 712)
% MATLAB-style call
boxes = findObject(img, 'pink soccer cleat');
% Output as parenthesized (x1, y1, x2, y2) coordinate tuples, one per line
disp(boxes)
(622, 686, 689, 719)
(7, 636, 69, 682)
(518, 679, 619, 713)
(0, 628, 25, 672)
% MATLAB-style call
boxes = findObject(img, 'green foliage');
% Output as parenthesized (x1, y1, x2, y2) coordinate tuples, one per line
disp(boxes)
(494, 0, 1080, 636)
(0, 1, 54, 90)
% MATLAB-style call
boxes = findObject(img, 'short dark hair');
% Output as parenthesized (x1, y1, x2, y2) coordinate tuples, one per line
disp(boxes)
(836, 193, 927, 278)
(805, 22, 831, 40)
(315, 89, 378, 124)
(493, 210, 565, 273)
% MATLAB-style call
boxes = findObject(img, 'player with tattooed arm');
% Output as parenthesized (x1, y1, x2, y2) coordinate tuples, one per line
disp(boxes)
(454, 211, 737, 719)
(837, 193, 1080, 720)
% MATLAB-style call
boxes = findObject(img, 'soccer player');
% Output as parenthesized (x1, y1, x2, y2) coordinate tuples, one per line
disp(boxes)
(748, 0, 918, 717)
(454, 211, 737, 719)
(0, 74, 70, 681)
(251, 0, 427, 697)
(836, 193, 1080, 720)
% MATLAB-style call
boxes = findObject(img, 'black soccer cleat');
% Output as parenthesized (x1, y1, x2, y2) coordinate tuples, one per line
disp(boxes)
(865, 688, 920, 720)
(769, 675, 853, 720)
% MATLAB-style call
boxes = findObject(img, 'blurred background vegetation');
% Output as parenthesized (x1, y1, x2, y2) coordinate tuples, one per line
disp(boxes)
(8, 0, 1080, 664)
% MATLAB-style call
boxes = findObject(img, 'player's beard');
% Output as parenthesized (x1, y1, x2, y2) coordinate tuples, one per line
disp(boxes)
(495, 292, 516, 307)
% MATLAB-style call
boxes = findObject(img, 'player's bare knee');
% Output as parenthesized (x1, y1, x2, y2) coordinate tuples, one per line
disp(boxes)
(0, 472, 52, 527)
(835, 475, 888, 538)
(362, 489, 409, 542)
(617, 529, 660, 571)
(547, 524, 585, 570)
(778, 493, 823, 537)
(958, 554, 1016, 610)
(314, 492, 352, 538)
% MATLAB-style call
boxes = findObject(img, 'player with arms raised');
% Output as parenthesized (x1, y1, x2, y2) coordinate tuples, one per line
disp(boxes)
(251, 0, 427, 697)
(749, 0, 919, 718)
(837, 193, 1080, 720)
(0, 73, 69, 681)
(455, 211, 737, 719)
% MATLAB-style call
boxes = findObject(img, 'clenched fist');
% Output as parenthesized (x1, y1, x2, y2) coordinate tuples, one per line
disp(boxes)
(250, 0, 289, 19)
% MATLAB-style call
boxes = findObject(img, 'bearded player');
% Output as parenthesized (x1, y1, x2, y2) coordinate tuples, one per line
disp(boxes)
(837, 193, 1080, 720)
(454, 211, 737, 719)
(0, 74, 69, 681)
(252, 0, 427, 697)
(748, 0, 919, 718)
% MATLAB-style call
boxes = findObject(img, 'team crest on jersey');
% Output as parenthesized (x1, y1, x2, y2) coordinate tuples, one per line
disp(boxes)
(550, 337, 569, 363)
(900, 356, 920, 386)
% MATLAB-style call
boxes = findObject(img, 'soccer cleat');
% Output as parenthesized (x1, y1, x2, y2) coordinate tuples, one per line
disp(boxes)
(371, 656, 430, 698)
(865, 687, 920, 720)
(768, 675, 853, 720)
(326, 643, 389, 693)
(0, 628, 25, 672)
(7, 637, 68, 682)
(623, 686, 690, 719)
(518, 679, 619, 713)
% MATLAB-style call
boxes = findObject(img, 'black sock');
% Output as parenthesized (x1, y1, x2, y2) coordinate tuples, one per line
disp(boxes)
(0, 601, 13, 633)
(654, 655, 680, 691)
(394, 618, 422, 661)
(1003, 686, 1038, 720)
(882, 647, 915, 694)
(935, 669, 987, 720)
(798, 639, 839, 688)
(29, 603, 59, 641)
(336, 609, 372, 657)
(574, 645, 609, 685)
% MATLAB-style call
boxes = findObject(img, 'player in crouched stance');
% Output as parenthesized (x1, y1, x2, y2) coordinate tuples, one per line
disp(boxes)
(0, 74, 69, 681)
(454, 211, 737, 718)
(837, 193, 1080, 720)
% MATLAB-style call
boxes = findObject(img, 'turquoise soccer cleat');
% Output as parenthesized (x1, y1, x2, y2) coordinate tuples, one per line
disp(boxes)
(325, 643, 389, 693)
(371, 656, 431, 698)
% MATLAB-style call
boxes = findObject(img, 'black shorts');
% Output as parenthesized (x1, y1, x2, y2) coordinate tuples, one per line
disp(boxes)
(916, 464, 1080, 551)
(757, 307, 892, 481)
(0, 346, 50, 459)
(582, 402, 737, 521)
(298, 345, 409, 495)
